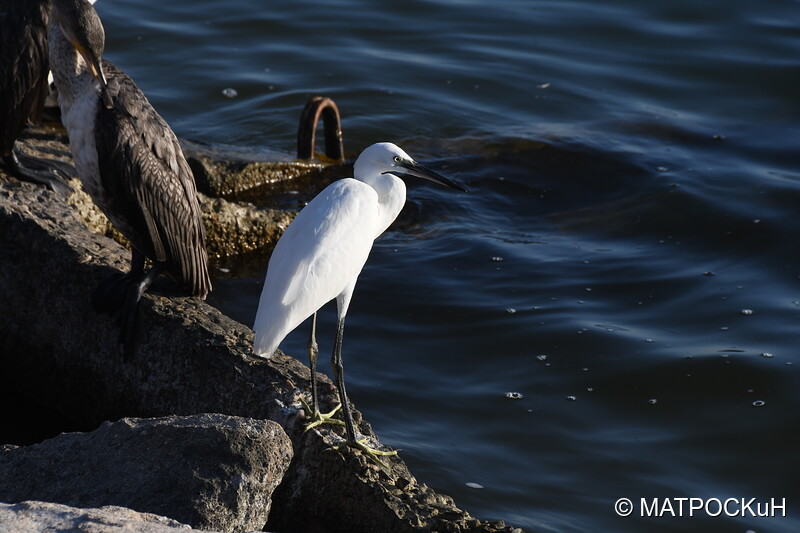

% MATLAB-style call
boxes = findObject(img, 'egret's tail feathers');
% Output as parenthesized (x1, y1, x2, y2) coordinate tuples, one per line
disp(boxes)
(252, 322, 285, 359)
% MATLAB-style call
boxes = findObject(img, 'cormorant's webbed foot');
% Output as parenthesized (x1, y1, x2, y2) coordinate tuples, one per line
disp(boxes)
(118, 264, 165, 361)
(91, 271, 130, 315)
(3, 149, 73, 196)
(92, 260, 164, 360)
(300, 397, 345, 432)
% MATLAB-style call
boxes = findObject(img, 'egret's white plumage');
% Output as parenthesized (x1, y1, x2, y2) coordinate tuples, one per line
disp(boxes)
(253, 177, 383, 356)
(252, 142, 465, 461)
(254, 143, 413, 357)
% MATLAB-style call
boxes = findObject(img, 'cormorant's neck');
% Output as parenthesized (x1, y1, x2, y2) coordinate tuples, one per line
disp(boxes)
(47, 20, 102, 104)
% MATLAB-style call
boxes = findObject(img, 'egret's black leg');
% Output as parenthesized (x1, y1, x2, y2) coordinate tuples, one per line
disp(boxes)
(330, 317, 396, 468)
(310, 312, 320, 413)
(331, 317, 357, 442)
(301, 312, 343, 431)
(119, 261, 165, 360)
(3, 147, 73, 196)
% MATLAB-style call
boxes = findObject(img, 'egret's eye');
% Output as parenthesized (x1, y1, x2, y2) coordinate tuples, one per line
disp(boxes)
(393, 156, 402, 164)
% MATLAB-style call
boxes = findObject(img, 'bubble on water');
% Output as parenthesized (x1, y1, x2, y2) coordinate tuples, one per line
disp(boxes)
(786, 361, 793, 366)
(741, 309, 753, 315)
(465, 482, 484, 489)
(491, 256, 504, 262)
(585, 287, 592, 292)
(644, 338, 654, 343)
(703, 271, 715, 276)
(566, 395, 577, 401)
(752, 400, 765, 407)
(747, 389, 754, 393)
(760, 352, 774, 358)
(218, 267, 230, 273)
(537, 82, 551, 89)
(586, 387, 594, 392)
(535, 354, 548, 361)
(582, 367, 589, 372)
(656, 166, 669, 172)
(506, 308, 516, 314)
(221, 88, 238, 98)
(720, 326, 729, 331)
(753, 219, 761, 224)
(505, 392, 523, 400)
(648, 398, 658, 405)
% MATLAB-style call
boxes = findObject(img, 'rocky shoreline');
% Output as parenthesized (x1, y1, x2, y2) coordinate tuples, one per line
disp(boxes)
(0, 124, 524, 533)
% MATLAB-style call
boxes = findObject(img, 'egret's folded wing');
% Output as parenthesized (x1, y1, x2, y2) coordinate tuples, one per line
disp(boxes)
(268, 178, 379, 309)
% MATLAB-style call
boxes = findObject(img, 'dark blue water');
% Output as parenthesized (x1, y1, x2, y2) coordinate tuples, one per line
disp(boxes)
(96, 1, 800, 531)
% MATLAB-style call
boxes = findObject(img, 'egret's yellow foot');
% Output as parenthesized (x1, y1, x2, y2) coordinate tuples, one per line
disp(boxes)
(332, 438, 398, 470)
(300, 398, 345, 432)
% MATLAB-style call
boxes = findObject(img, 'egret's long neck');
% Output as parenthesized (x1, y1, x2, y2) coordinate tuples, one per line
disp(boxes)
(361, 173, 407, 238)
(47, 21, 102, 109)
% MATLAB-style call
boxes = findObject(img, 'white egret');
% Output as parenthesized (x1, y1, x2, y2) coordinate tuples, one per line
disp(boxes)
(253, 142, 466, 464)
(48, 0, 211, 358)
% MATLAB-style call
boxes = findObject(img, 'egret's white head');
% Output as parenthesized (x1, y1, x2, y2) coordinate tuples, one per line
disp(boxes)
(354, 142, 467, 192)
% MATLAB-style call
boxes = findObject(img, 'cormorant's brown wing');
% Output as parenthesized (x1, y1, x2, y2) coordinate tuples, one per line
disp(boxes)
(0, 0, 51, 154)
(94, 60, 211, 298)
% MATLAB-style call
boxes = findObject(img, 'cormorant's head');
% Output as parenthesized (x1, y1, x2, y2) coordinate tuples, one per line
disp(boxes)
(52, 0, 107, 87)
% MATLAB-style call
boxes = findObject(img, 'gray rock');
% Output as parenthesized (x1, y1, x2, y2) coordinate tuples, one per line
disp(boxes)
(0, 415, 291, 532)
(0, 500, 204, 532)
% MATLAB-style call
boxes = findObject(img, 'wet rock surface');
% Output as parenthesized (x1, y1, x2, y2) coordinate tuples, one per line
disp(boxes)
(0, 130, 525, 533)
(0, 414, 291, 531)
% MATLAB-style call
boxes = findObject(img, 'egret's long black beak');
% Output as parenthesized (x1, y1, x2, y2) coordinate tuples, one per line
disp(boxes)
(385, 160, 467, 192)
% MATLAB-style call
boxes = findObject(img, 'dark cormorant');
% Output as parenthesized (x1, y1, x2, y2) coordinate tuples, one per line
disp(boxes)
(0, 0, 72, 194)
(48, 0, 211, 356)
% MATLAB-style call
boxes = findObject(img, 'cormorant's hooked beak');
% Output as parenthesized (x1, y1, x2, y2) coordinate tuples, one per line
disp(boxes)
(384, 159, 468, 193)
(74, 42, 107, 86)
(75, 43, 113, 109)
